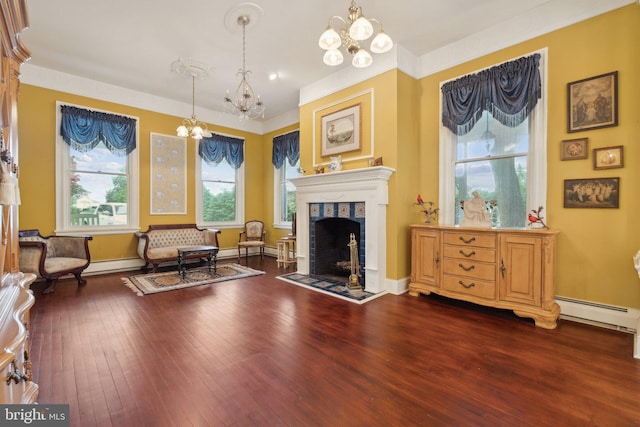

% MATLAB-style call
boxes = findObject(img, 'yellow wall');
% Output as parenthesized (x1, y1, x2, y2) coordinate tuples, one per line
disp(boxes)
(17, 86, 268, 260)
(418, 5, 639, 307)
(298, 5, 639, 308)
(16, 5, 639, 309)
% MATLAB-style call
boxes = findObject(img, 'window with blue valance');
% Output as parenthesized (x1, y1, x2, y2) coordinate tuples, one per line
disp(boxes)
(199, 133, 244, 170)
(272, 130, 300, 169)
(60, 105, 137, 156)
(441, 53, 541, 136)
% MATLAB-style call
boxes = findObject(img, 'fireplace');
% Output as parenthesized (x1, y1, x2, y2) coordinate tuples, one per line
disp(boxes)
(290, 166, 394, 293)
(310, 205, 365, 282)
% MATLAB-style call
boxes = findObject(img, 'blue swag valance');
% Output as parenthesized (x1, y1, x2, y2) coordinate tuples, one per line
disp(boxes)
(60, 105, 137, 156)
(441, 53, 541, 136)
(272, 130, 300, 169)
(199, 133, 244, 170)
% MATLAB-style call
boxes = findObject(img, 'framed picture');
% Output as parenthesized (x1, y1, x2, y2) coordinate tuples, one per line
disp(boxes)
(567, 71, 618, 133)
(150, 133, 187, 214)
(593, 145, 624, 170)
(561, 138, 588, 160)
(321, 104, 360, 156)
(563, 177, 619, 208)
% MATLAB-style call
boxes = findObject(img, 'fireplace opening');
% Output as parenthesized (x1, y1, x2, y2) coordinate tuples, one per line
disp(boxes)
(312, 217, 363, 281)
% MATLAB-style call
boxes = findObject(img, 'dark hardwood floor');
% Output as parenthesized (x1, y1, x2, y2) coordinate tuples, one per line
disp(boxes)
(29, 257, 640, 427)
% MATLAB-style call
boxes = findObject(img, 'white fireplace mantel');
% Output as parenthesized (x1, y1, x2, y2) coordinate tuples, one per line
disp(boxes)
(290, 166, 394, 293)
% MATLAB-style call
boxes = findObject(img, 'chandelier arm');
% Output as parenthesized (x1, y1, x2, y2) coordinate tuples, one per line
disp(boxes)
(367, 17, 384, 32)
(327, 15, 347, 28)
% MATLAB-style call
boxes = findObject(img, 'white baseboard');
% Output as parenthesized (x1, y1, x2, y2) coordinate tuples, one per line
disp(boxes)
(85, 247, 267, 276)
(556, 296, 640, 359)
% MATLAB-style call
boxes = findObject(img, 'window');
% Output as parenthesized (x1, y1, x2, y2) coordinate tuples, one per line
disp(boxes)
(439, 50, 547, 227)
(275, 157, 300, 225)
(272, 130, 300, 227)
(196, 133, 245, 227)
(56, 103, 139, 234)
(454, 111, 528, 227)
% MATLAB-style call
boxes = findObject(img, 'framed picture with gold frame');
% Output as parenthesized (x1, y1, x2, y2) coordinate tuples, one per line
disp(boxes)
(321, 104, 360, 156)
(593, 145, 624, 170)
(560, 138, 588, 161)
(567, 71, 618, 133)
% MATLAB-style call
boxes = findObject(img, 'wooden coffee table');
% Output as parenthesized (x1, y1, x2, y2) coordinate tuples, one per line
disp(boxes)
(177, 245, 219, 278)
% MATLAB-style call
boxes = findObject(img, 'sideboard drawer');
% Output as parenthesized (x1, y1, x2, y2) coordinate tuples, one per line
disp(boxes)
(443, 258, 496, 281)
(442, 275, 496, 300)
(443, 245, 495, 263)
(443, 232, 496, 248)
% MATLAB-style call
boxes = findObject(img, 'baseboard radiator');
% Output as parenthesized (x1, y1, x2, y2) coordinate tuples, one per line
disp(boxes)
(556, 296, 639, 333)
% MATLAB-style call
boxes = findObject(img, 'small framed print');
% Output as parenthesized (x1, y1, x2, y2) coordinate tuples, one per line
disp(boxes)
(593, 146, 624, 170)
(560, 138, 588, 161)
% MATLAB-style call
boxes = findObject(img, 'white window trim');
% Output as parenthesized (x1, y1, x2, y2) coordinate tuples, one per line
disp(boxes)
(55, 101, 140, 235)
(195, 144, 245, 229)
(273, 163, 296, 229)
(438, 48, 548, 226)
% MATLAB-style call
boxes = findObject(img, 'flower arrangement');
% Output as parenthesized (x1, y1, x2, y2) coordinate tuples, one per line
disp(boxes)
(528, 206, 548, 229)
(415, 194, 439, 224)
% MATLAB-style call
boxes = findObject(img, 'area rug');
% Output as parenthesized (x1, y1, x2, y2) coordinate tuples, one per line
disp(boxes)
(277, 273, 386, 304)
(123, 263, 265, 296)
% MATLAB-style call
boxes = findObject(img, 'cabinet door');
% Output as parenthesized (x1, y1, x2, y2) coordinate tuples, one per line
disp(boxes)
(411, 229, 440, 286)
(498, 234, 541, 306)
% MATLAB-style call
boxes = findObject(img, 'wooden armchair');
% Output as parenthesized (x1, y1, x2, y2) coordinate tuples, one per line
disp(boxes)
(237, 220, 265, 262)
(18, 229, 93, 294)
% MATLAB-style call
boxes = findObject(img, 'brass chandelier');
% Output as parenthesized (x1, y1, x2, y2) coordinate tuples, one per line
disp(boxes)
(224, 15, 265, 120)
(173, 58, 209, 140)
(318, 0, 393, 68)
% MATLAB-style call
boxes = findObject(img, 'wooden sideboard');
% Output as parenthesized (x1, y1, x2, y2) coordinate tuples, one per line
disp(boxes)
(409, 224, 560, 329)
(0, 272, 38, 403)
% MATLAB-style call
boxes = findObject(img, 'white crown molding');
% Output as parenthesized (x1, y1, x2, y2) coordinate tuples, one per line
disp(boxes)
(20, 64, 265, 134)
(418, 0, 634, 78)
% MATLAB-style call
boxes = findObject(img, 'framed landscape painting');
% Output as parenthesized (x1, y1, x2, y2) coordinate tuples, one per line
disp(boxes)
(567, 71, 618, 133)
(321, 104, 360, 156)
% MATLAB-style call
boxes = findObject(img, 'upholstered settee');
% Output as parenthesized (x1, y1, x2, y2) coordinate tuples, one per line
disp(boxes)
(135, 224, 221, 272)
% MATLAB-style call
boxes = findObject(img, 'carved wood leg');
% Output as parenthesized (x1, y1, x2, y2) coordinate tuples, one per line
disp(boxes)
(43, 279, 57, 294)
(73, 271, 87, 286)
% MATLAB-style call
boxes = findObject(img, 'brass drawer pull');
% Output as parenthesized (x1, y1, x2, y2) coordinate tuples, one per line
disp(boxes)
(458, 280, 475, 289)
(458, 263, 475, 271)
(459, 250, 476, 258)
(459, 236, 476, 244)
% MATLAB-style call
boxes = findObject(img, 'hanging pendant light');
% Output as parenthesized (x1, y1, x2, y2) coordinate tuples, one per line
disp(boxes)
(224, 14, 265, 120)
(172, 58, 210, 140)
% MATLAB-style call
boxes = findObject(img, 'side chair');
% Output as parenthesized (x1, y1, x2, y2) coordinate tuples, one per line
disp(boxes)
(18, 229, 92, 294)
(237, 220, 265, 263)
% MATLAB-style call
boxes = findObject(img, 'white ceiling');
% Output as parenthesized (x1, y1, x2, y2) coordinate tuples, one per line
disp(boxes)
(19, 0, 633, 130)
